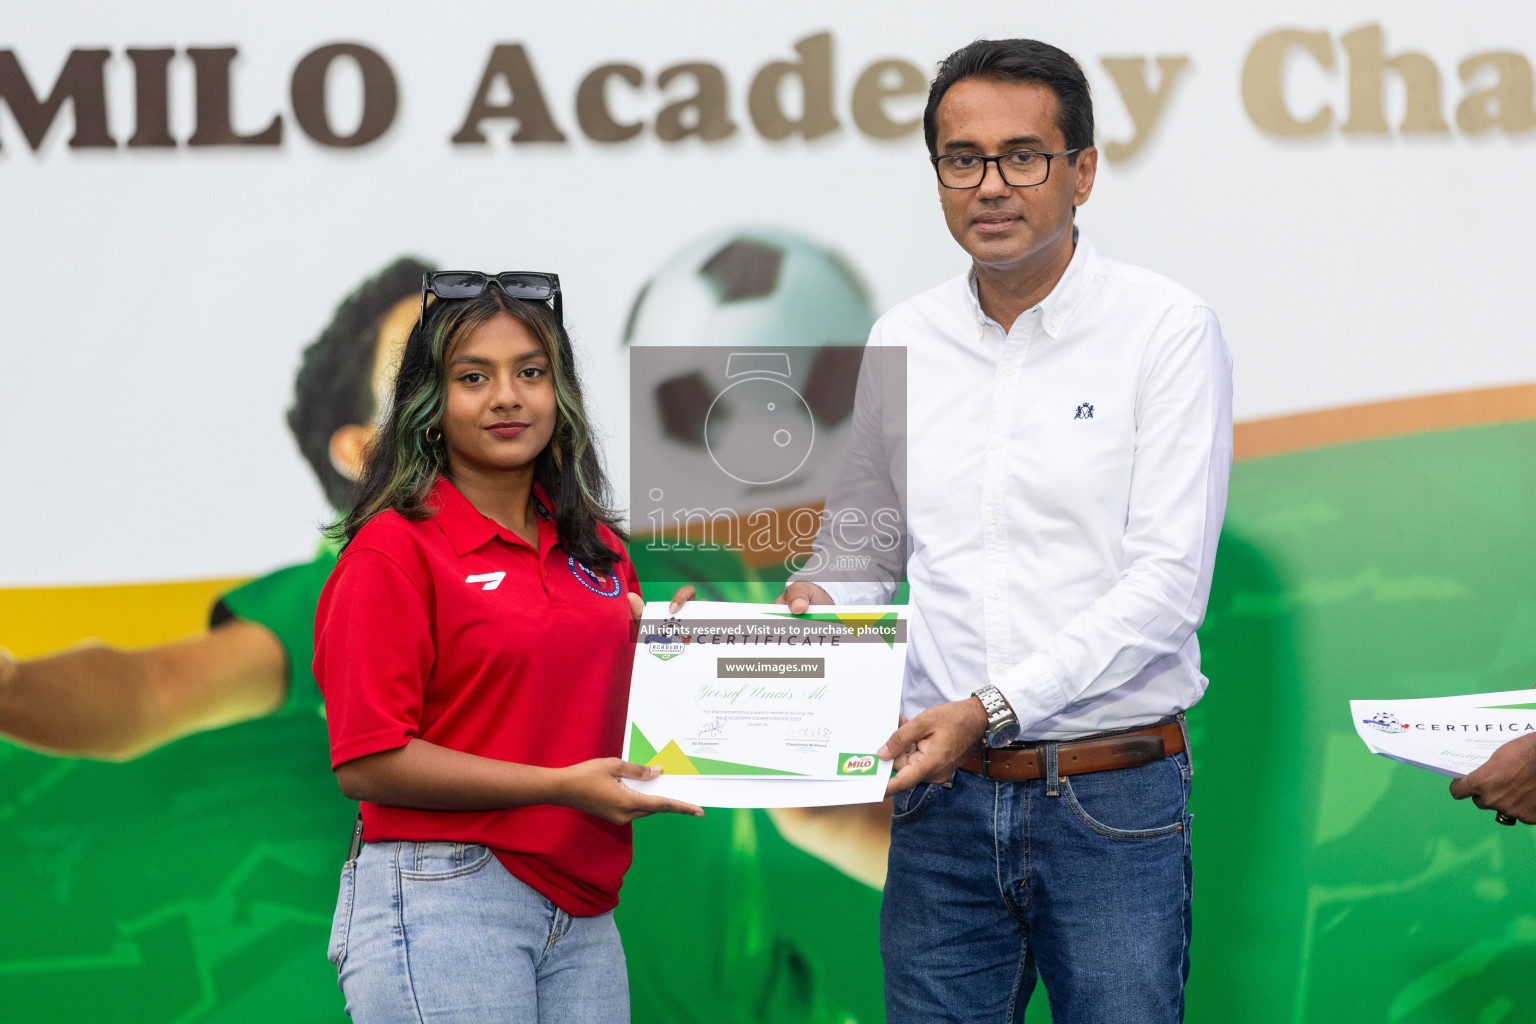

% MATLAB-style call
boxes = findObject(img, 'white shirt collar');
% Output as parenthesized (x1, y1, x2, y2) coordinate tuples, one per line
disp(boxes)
(966, 227, 1099, 340)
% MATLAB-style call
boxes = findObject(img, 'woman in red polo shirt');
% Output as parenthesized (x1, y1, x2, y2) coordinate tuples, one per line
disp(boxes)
(314, 271, 701, 1024)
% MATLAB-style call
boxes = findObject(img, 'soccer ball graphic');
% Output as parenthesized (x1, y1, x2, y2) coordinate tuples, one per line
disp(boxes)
(1362, 712, 1409, 734)
(625, 227, 876, 514)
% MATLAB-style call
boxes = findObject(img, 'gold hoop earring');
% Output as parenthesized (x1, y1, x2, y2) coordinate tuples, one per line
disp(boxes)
(424, 426, 442, 444)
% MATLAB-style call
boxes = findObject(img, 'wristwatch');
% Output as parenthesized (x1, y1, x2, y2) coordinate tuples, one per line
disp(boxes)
(972, 684, 1020, 747)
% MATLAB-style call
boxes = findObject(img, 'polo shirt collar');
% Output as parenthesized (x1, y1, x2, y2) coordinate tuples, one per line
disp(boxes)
(966, 227, 1099, 341)
(429, 475, 557, 557)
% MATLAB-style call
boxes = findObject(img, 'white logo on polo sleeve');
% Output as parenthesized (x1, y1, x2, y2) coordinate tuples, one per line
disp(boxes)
(465, 572, 506, 591)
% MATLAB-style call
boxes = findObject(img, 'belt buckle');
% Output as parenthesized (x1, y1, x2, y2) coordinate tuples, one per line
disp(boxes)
(980, 745, 991, 780)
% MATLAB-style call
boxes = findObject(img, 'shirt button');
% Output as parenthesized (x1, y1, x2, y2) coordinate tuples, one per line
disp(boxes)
(987, 512, 1000, 525)
(992, 662, 1006, 675)
(1003, 365, 1016, 376)
(991, 438, 1005, 450)
(1047, 318, 1062, 332)
(988, 586, 1002, 600)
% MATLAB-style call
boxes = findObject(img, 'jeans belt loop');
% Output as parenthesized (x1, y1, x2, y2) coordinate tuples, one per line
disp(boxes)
(346, 812, 365, 865)
(1044, 742, 1060, 797)
(1177, 712, 1193, 779)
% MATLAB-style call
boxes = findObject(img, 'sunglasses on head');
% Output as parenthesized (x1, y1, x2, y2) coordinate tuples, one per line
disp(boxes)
(418, 271, 563, 329)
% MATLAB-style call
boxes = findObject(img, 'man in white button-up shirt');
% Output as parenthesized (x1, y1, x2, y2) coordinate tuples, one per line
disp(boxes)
(785, 38, 1232, 1024)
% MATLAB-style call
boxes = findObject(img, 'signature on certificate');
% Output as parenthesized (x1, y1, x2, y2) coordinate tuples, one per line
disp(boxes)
(697, 718, 728, 738)
(785, 725, 831, 742)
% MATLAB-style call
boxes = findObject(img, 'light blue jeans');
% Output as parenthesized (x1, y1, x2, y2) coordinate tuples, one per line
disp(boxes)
(328, 840, 629, 1023)
(881, 749, 1193, 1023)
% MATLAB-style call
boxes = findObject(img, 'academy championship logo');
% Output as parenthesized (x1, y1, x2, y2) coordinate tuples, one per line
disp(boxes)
(837, 753, 878, 775)
(644, 619, 690, 662)
(1361, 711, 1410, 734)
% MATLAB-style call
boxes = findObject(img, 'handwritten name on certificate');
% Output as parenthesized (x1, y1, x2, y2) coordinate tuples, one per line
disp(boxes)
(623, 602, 905, 808)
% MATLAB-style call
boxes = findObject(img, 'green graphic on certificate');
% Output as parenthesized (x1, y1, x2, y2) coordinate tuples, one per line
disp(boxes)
(630, 726, 805, 776)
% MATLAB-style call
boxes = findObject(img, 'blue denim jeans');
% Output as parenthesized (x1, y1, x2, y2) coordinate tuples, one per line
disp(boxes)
(328, 840, 629, 1023)
(881, 749, 1192, 1024)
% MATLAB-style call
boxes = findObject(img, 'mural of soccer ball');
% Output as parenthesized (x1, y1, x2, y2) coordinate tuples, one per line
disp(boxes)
(626, 227, 877, 516)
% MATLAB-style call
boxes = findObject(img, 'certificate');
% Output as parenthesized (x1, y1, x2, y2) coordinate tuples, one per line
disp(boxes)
(623, 602, 905, 808)
(1351, 689, 1536, 777)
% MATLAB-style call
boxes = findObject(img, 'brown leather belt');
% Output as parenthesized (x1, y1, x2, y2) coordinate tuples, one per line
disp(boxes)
(958, 719, 1186, 781)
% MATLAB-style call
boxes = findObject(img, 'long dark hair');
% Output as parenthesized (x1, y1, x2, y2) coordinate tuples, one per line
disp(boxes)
(333, 284, 628, 573)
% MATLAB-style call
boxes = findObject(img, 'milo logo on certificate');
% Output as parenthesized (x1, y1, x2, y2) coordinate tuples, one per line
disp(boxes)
(837, 753, 878, 775)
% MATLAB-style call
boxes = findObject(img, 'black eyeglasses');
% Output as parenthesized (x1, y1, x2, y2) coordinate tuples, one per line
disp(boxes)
(931, 149, 1082, 189)
(418, 271, 563, 328)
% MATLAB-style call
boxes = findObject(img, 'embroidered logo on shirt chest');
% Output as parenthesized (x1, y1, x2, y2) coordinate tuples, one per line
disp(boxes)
(465, 572, 506, 591)
(1074, 402, 1095, 420)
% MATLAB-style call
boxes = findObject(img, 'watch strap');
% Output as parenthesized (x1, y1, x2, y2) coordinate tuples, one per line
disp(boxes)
(972, 684, 1020, 747)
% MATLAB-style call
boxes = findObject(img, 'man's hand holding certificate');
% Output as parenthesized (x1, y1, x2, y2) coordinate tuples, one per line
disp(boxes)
(623, 602, 905, 808)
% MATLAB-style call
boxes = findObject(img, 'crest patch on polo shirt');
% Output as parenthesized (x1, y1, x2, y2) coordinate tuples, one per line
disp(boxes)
(569, 555, 622, 597)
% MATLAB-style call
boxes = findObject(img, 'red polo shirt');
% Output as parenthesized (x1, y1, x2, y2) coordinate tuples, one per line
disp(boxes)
(314, 476, 641, 915)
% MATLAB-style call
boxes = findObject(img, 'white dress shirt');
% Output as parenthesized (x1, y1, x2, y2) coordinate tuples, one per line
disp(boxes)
(805, 235, 1233, 740)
